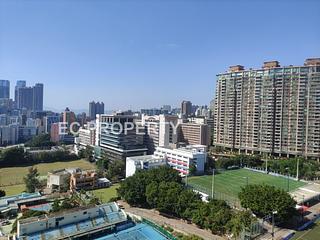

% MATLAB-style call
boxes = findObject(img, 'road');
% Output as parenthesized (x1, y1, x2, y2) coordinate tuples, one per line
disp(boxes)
(118, 201, 224, 240)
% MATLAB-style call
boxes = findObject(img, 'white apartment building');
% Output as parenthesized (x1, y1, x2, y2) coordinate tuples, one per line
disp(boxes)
(141, 114, 179, 153)
(125, 155, 167, 177)
(74, 123, 96, 154)
(154, 145, 207, 176)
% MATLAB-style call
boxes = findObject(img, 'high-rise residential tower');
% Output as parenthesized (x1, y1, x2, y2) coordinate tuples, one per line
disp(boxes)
(15, 80, 26, 104)
(33, 83, 44, 112)
(181, 100, 192, 117)
(212, 58, 320, 159)
(17, 87, 33, 110)
(16, 82, 44, 112)
(89, 101, 104, 120)
(0, 80, 10, 99)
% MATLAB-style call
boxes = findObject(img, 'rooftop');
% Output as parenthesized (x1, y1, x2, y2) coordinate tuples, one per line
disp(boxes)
(218, 58, 320, 74)
(18, 202, 127, 240)
(127, 154, 166, 163)
(0, 192, 41, 208)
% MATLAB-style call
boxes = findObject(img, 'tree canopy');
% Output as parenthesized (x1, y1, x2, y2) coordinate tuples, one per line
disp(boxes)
(25, 134, 56, 148)
(0, 189, 5, 197)
(23, 167, 41, 193)
(118, 166, 257, 236)
(238, 184, 297, 222)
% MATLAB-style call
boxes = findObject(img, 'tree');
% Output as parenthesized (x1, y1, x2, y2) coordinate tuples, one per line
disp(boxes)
(149, 181, 184, 215)
(188, 162, 197, 176)
(23, 167, 41, 193)
(0, 189, 5, 197)
(106, 159, 125, 181)
(216, 157, 237, 169)
(191, 199, 232, 235)
(51, 199, 61, 212)
(25, 134, 55, 147)
(118, 166, 182, 206)
(227, 210, 255, 239)
(0, 147, 28, 167)
(238, 184, 297, 222)
(79, 145, 94, 162)
(96, 157, 109, 177)
(117, 170, 150, 206)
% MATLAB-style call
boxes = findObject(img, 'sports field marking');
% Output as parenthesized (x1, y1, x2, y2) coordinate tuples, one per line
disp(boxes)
(188, 169, 306, 200)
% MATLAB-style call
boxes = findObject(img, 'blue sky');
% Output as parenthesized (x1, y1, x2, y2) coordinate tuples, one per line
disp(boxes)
(0, 0, 319, 111)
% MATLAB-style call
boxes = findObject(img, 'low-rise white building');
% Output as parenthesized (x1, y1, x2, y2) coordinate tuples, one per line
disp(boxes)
(154, 145, 207, 176)
(125, 145, 207, 177)
(47, 168, 80, 191)
(125, 155, 167, 178)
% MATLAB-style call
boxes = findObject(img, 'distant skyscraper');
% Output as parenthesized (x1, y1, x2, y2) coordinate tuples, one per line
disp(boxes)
(89, 101, 105, 120)
(0, 80, 10, 99)
(17, 87, 33, 110)
(181, 100, 192, 117)
(15, 80, 26, 104)
(33, 83, 44, 111)
(16, 82, 44, 112)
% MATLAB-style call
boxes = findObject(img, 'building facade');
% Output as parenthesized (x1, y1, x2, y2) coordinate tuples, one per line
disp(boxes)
(0, 80, 10, 99)
(125, 155, 167, 177)
(14, 80, 26, 105)
(181, 100, 192, 117)
(33, 83, 44, 112)
(89, 101, 104, 120)
(154, 145, 206, 176)
(213, 58, 320, 159)
(141, 114, 178, 153)
(178, 122, 210, 146)
(96, 113, 147, 162)
(44, 115, 60, 134)
(16, 82, 44, 112)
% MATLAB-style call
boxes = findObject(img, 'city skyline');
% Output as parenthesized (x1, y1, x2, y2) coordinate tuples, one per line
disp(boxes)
(1, 0, 319, 110)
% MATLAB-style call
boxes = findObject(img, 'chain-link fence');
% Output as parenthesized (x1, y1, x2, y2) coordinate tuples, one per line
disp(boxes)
(184, 181, 243, 210)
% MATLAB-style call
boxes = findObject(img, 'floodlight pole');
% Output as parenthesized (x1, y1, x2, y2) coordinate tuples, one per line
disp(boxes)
(296, 158, 299, 180)
(211, 169, 215, 199)
(286, 167, 290, 192)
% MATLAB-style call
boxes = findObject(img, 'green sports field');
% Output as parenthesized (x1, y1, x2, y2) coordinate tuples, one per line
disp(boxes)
(188, 168, 306, 200)
(292, 220, 320, 240)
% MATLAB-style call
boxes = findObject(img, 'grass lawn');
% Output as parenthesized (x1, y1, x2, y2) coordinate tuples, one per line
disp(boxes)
(0, 159, 94, 191)
(0, 184, 25, 196)
(292, 220, 320, 240)
(91, 184, 119, 203)
(188, 169, 306, 199)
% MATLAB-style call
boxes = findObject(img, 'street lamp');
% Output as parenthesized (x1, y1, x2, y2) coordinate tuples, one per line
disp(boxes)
(271, 210, 278, 240)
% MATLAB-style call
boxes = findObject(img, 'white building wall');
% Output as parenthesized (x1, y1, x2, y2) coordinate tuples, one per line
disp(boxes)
(154, 146, 206, 176)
